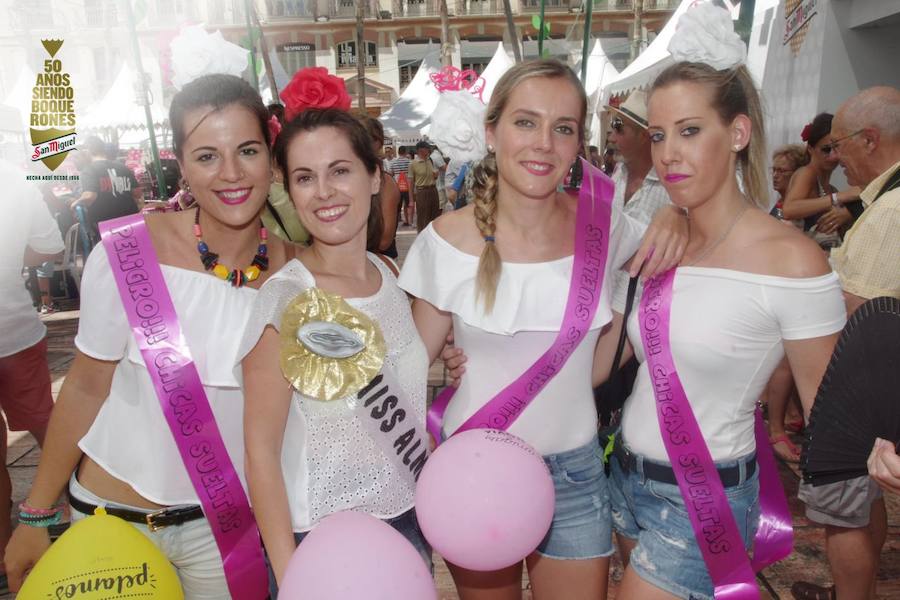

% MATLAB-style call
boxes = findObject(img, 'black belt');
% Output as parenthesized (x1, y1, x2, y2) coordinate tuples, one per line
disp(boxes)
(69, 485, 205, 532)
(613, 441, 756, 488)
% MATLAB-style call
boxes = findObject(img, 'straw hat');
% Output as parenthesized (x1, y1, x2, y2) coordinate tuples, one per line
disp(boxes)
(605, 90, 649, 130)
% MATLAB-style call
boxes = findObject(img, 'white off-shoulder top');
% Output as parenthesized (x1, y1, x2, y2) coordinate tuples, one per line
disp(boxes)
(622, 268, 846, 462)
(76, 243, 255, 505)
(399, 208, 645, 456)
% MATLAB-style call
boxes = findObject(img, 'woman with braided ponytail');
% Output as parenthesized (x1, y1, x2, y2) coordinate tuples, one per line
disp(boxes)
(398, 59, 689, 600)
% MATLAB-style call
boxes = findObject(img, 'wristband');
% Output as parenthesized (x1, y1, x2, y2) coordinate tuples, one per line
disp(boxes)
(18, 501, 65, 528)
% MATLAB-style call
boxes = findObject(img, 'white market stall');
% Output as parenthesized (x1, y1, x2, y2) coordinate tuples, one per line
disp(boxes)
(79, 64, 168, 135)
(604, 0, 708, 99)
(1, 65, 37, 132)
(575, 40, 620, 146)
(477, 42, 515, 105)
(379, 49, 442, 144)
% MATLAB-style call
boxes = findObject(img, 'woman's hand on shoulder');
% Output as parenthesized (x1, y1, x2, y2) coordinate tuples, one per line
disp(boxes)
(630, 205, 689, 278)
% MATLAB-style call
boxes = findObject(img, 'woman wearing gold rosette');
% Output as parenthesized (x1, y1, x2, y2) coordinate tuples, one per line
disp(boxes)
(239, 108, 431, 588)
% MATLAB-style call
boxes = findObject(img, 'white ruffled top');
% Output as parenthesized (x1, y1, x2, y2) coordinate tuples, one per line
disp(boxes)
(76, 242, 255, 505)
(399, 209, 645, 455)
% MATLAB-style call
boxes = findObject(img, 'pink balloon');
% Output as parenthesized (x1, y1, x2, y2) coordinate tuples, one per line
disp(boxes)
(278, 511, 437, 599)
(415, 429, 555, 571)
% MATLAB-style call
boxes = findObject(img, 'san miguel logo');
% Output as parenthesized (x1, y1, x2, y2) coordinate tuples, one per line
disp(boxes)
(30, 39, 76, 172)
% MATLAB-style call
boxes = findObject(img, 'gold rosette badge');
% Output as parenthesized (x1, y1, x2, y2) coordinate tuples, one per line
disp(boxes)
(280, 288, 385, 401)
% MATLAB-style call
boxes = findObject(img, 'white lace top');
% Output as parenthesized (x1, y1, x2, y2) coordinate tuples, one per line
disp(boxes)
(76, 243, 255, 505)
(237, 256, 428, 532)
(399, 207, 645, 456)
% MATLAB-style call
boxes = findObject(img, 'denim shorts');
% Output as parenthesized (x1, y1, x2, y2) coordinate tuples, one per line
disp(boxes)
(269, 509, 432, 598)
(535, 435, 614, 560)
(609, 444, 760, 600)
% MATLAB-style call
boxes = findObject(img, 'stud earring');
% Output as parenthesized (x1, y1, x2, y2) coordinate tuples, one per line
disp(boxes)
(487, 144, 495, 154)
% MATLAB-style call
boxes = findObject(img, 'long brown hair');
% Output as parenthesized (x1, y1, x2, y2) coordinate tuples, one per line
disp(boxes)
(650, 62, 769, 209)
(473, 59, 587, 313)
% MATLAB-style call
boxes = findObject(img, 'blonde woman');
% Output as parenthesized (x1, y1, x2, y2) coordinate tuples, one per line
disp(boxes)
(399, 59, 688, 600)
(606, 6, 846, 599)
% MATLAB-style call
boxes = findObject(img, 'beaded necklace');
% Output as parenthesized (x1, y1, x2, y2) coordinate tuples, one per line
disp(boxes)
(193, 207, 268, 287)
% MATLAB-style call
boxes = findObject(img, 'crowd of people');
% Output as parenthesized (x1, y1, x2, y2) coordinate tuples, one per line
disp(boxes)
(1, 4, 898, 600)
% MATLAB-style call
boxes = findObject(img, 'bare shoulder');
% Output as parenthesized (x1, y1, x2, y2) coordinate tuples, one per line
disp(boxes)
(743, 210, 830, 278)
(432, 205, 483, 254)
(784, 165, 817, 200)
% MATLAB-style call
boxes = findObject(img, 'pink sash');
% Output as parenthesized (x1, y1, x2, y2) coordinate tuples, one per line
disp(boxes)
(99, 215, 268, 600)
(427, 158, 613, 442)
(638, 270, 793, 599)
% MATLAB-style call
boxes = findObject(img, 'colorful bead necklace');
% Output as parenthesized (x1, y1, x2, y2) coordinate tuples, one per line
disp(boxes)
(193, 208, 268, 287)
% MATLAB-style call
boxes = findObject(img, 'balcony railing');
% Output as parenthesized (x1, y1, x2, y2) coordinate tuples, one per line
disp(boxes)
(519, 0, 678, 12)
(389, 0, 440, 17)
(329, 1, 373, 19)
(265, 0, 315, 19)
(455, 0, 502, 15)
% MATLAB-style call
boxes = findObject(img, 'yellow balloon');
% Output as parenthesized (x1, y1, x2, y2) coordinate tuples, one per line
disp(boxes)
(18, 508, 184, 600)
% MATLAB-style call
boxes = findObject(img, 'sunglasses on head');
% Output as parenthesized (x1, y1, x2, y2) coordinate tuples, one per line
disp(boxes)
(610, 117, 626, 134)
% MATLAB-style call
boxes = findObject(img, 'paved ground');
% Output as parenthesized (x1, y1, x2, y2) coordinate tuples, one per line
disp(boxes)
(4, 225, 898, 599)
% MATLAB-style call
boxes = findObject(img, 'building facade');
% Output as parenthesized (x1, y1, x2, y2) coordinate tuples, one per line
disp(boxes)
(0, 0, 677, 125)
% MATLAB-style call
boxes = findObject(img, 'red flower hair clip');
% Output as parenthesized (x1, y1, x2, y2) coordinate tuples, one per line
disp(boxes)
(280, 67, 352, 121)
(800, 123, 812, 142)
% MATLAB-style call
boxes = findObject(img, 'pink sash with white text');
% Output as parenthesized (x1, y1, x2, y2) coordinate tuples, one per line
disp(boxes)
(100, 215, 268, 600)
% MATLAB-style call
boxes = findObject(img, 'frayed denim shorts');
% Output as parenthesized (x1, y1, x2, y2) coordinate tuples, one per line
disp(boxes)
(609, 441, 760, 600)
(535, 435, 614, 560)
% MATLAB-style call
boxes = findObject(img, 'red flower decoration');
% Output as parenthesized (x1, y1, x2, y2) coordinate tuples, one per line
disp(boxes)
(280, 67, 352, 121)
(800, 123, 812, 142)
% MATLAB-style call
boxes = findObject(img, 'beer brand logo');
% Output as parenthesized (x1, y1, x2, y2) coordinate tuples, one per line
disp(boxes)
(784, 0, 817, 54)
(30, 39, 76, 171)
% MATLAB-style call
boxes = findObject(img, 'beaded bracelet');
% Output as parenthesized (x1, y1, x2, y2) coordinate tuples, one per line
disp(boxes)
(18, 501, 64, 528)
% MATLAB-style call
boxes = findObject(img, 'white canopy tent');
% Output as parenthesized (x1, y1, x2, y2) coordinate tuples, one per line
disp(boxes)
(1, 66, 37, 132)
(79, 64, 168, 131)
(575, 40, 620, 146)
(478, 42, 515, 104)
(379, 49, 442, 143)
(260, 48, 293, 106)
(605, 0, 708, 98)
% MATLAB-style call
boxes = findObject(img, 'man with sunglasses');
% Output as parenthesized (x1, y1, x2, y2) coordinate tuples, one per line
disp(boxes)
(595, 91, 673, 424)
(792, 85, 900, 600)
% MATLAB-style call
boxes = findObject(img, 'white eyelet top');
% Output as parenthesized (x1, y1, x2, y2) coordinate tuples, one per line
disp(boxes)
(399, 207, 645, 456)
(237, 256, 428, 532)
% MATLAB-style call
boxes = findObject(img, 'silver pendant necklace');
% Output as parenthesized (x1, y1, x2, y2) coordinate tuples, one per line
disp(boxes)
(685, 204, 749, 267)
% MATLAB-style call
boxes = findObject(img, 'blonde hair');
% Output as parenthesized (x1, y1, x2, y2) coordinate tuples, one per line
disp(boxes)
(650, 62, 769, 209)
(473, 59, 587, 312)
(772, 144, 810, 171)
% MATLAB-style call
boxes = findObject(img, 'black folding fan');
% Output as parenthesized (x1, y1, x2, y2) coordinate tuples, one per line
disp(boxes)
(801, 296, 900, 486)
